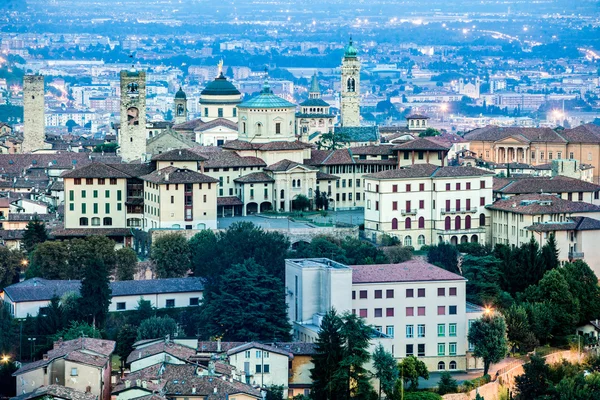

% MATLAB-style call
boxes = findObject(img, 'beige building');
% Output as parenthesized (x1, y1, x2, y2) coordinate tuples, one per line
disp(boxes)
(141, 166, 218, 230)
(493, 175, 600, 205)
(13, 338, 115, 400)
(363, 164, 494, 247)
(285, 258, 484, 372)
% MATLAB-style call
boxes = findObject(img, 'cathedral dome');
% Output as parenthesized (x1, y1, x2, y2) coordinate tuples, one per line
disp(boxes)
(175, 87, 187, 99)
(200, 73, 241, 96)
(344, 38, 358, 58)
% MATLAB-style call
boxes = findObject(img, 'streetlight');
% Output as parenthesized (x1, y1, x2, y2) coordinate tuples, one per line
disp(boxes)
(27, 337, 36, 361)
(440, 103, 448, 122)
(1, 355, 9, 363)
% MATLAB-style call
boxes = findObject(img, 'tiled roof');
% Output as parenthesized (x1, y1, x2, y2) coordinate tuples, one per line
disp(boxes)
(494, 176, 600, 195)
(464, 126, 567, 143)
(227, 342, 293, 358)
(238, 90, 295, 109)
(558, 124, 600, 143)
(4, 277, 203, 303)
(172, 118, 205, 131)
(265, 159, 317, 172)
(141, 166, 218, 184)
(221, 139, 257, 150)
(10, 384, 98, 400)
(0, 229, 25, 240)
(0, 153, 121, 178)
(233, 172, 274, 183)
(364, 164, 438, 179)
(272, 342, 317, 355)
(351, 259, 465, 283)
(127, 340, 196, 364)
(108, 163, 155, 178)
(316, 171, 340, 180)
(165, 375, 262, 398)
(393, 138, 450, 151)
(62, 162, 131, 179)
(50, 228, 133, 238)
(195, 118, 238, 132)
(152, 148, 208, 162)
(527, 216, 600, 232)
(487, 194, 600, 215)
(334, 126, 379, 142)
(349, 145, 396, 156)
(217, 196, 244, 206)
(197, 341, 246, 353)
(7, 213, 52, 222)
(257, 141, 312, 151)
(203, 152, 266, 169)
(431, 166, 495, 177)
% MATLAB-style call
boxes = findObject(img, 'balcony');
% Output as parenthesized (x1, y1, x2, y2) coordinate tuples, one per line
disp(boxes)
(401, 209, 418, 215)
(441, 207, 478, 215)
(569, 252, 584, 260)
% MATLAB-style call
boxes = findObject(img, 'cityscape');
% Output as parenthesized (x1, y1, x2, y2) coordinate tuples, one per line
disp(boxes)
(0, 0, 600, 399)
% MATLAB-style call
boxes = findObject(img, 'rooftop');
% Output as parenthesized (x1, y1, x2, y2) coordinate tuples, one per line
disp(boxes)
(200, 73, 241, 97)
(487, 194, 600, 215)
(141, 167, 218, 184)
(351, 259, 466, 283)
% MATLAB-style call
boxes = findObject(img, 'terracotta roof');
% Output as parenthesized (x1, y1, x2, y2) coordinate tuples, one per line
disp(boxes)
(234, 172, 274, 183)
(203, 152, 266, 169)
(197, 341, 246, 353)
(172, 118, 205, 131)
(0, 153, 121, 178)
(62, 162, 131, 179)
(316, 171, 340, 180)
(10, 384, 98, 400)
(351, 259, 465, 283)
(195, 118, 238, 132)
(141, 166, 218, 184)
(393, 138, 450, 151)
(464, 126, 566, 143)
(527, 216, 600, 232)
(265, 159, 317, 172)
(349, 145, 396, 156)
(494, 176, 600, 195)
(152, 148, 208, 162)
(487, 194, 600, 215)
(221, 139, 256, 150)
(559, 124, 600, 143)
(364, 164, 492, 180)
(127, 340, 196, 364)
(165, 375, 262, 398)
(272, 342, 317, 355)
(7, 213, 52, 222)
(217, 196, 244, 206)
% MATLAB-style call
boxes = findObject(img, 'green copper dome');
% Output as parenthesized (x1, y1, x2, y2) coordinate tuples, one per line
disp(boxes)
(175, 87, 187, 99)
(238, 80, 296, 109)
(345, 37, 358, 58)
(309, 73, 321, 93)
(201, 73, 241, 96)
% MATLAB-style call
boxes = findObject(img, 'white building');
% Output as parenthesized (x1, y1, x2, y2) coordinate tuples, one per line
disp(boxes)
(285, 258, 484, 372)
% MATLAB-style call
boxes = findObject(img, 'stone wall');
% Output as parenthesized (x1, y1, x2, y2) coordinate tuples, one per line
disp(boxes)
(22, 75, 45, 153)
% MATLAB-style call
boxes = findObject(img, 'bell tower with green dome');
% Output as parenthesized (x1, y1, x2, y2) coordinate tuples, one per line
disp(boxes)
(340, 37, 361, 127)
(174, 87, 188, 125)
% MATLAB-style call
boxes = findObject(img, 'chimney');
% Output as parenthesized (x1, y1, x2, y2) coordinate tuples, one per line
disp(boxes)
(217, 338, 221, 352)
(125, 380, 131, 389)
(43, 354, 49, 361)
(192, 388, 196, 394)
(85, 386, 91, 393)
(214, 387, 218, 394)
(165, 173, 169, 181)
(54, 337, 63, 350)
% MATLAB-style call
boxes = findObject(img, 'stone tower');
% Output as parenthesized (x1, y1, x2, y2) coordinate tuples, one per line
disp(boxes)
(119, 69, 147, 162)
(174, 87, 187, 125)
(22, 75, 45, 153)
(340, 38, 361, 127)
(308, 73, 321, 100)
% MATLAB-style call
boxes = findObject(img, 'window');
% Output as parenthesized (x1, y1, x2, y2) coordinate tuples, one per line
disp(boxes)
(404, 236, 412, 246)
(110, 178, 117, 185)
(359, 290, 367, 299)
(79, 217, 88, 226)
(449, 305, 457, 315)
(449, 323, 457, 337)
(419, 200, 424, 209)
(245, 351, 251, 358)
(375, 201, 379, 211)
(189, 297, 199, 306)
(449, 287, 457, 296)
(386, 326, 394, 338)
(405, 217, 411, 229)
(419, 183, 425, 191)
(256, 364, 262, 373)
(116, 302, 126, 311)
(438, 306, 446, 315)
(352, 291, 356, 300)
(418, 235, 425, 245)
(275, 122, 281, 134)
(93, 190, 98, 198)
(82, 190, 86, 199)
(466, 182, 471, 190)
(418, 288, 425, 297)
(392, 184, 398, 193)
(166, 299, 175, 308)
(375, 290, 382, 299)
(438, 288, 445, 296)
(69, 203, 74, 211)
(93, 203, 98, 214)
(438, 343, 446, 356)
(449, 342, 457, 356)
(391, 218, 398, 230)
(74, 178, 81, 185)
(456, 183, 461, 190)
(406, 325, 414, 338)
(418, 307, 425, 316)
(92, 217, 100, 226)
(392, 201, 398, 211)
(218, 108, 224, 118)
(480, 180, 485, 189)
(375, 308, 383, 317)
(417, 324, 425, 338)
(98, 178, 105, 185)
(438, 324, 446, 337)
(450, 360, 457, 370)
(70, 368, 78, 376)
(86, 178, 93, 185)
(406, 307, 414, 317)
(406, 344, 414, 356)
(386, 308, 394, 317)
(438, 361, 446, 370)
(446, 183, 451, 191)
(406, 289, 414, 298)
(386, 289, 394, 298)
(359, 309, 367, 318)
(406, 184, 411, 192)
(418, 344, 425, 357)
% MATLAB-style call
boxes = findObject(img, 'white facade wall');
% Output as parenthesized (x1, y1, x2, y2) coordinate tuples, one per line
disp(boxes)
(238, 107, 296, 144)
(229, 350, 290, 394)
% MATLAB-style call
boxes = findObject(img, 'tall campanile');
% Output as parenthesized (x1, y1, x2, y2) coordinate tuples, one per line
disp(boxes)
(22, 75, 45, 153)
(340, 38, 361, 127)
(119, 68, 147, 162)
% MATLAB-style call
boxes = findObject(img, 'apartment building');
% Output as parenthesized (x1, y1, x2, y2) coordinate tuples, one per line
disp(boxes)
(493, 175, 600, 205)
(141, 167, 218, 230)
(363, 164, 494, 248)
(285, 258, 484, 372)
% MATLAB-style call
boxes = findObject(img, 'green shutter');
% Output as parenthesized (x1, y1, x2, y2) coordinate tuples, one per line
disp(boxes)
(93, 203, 98, 214)
(105, 203, 110, 213)
(81, 190, 86, 199)
(117, 190, 122, 201)
(117, 203, 122, 211)
(82, 203, 86, 214)
(106, 190, 110, 198)
(93, 190, 98, 198)
(69, 190, 74, 201)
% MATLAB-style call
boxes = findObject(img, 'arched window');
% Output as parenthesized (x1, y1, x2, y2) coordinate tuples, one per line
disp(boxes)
(455, 216, 461, 230)
(445, 216, 451, 231)
(91, 217, 100, 226)
(449, 361, 457, 370)
(465, 215, 471, 229)
(280, 189, 285, 199)
(438, 361, 446, 371)
(418, 216, 425, 229)
(391, 218, 398, 230)
(79, 217, 88, 226)
(297, 179, 301, 187)
(418, 235, 425, 246)
(292, 180, 296, 188)
(347, 78, 356, 92)
(103, 217, 113, 226)
(405, 217, 412, 229)
(177, 104, 184, 116)
(404, 236, 412, 247)
(479, 213, 486, 227)
(256, 122, 262, 136)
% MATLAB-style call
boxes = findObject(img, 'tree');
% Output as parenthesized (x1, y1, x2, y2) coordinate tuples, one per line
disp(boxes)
(115, 324, 138, 369)
(541, 233, 560, 271)
(292, 194, 311, 211)
(384, 246, 413, 263)
(315, 189, 324, 210)
(22, 216, 48, 254)
(559, 260, 600, 325)
(128, 298, 155, 327)
(310, 309, 346, 400)
(28, 241, 69, 279)
(137, 316, 178, 341)
(115, 247, 137, 280)
(0, 247, 23, 289)
(341, 237, 388, 265)
(189, 229, 220, 278)
(93, 143, 119, 153)
(418, 127, 440, 137)
(427, 243, 459, 274)
(398, 355, 429, 391)
(151, 233, 191, 278)
(78, 257, 111, 328)
(265, 385, 285, 400)
(67, 236, 117, 278)
(461, 254, 503, 305)
(437, 372, 458, 395)
(372, 343, 398, 400)
(467, 314, 508, 375)
(515, 354, 550, 399)
(339, 313, 375, 399)
(53, 321, 102, 341)
(198, 259, 291, 341)
(316, 130, 350, 150)
(503, 304, 538, 353)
